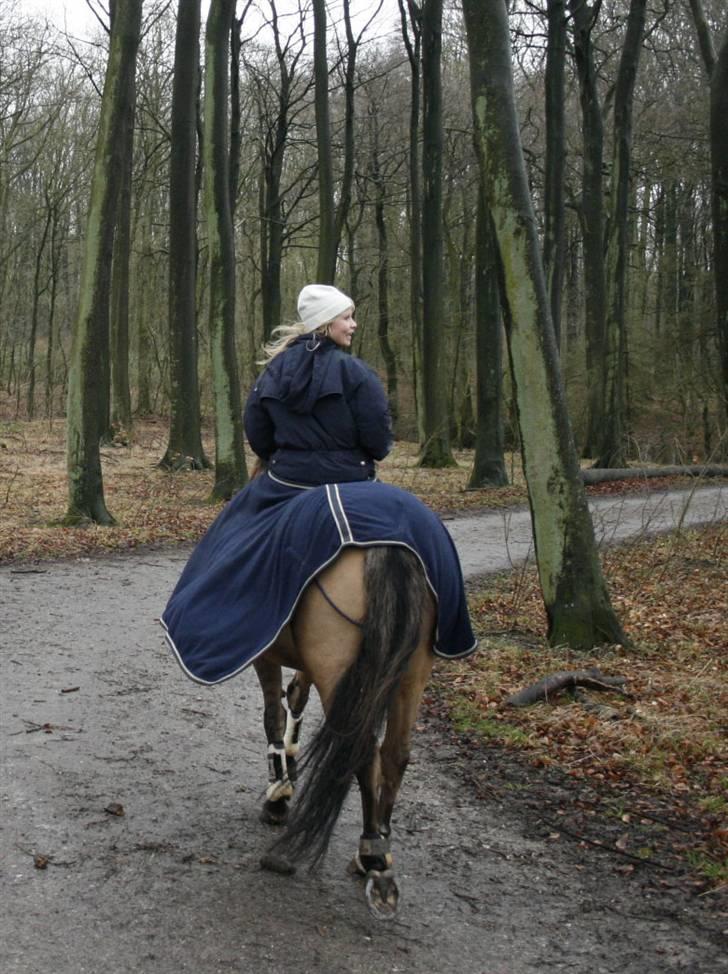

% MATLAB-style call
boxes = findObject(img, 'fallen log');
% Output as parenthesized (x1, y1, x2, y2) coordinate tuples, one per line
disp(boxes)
(580, 464, 728, 485)
(505, 668, 628, 707)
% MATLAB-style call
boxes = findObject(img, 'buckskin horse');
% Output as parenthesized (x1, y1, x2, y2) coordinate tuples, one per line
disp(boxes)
(161, 477, 475, 920)
(253, 544, 436, 919)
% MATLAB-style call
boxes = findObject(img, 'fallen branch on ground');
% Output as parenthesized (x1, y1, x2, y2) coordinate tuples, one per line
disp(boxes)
(505, 668, 628, 707)
(581, 464, 728, 485)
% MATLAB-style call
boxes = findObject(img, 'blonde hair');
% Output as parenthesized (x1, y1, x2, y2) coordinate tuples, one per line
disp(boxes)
(258, 321, 330, 365)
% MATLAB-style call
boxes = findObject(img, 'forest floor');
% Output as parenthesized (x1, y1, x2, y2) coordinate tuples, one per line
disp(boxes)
(1, 415, 726, 905)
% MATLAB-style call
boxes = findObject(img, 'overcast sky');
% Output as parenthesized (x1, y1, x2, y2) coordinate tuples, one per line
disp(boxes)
(22, 0, 402, 45)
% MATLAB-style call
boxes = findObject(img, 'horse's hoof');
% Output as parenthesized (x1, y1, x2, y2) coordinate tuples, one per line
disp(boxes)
(259, 799, 289, 826)
(347, 852, 367, 877)
(364, 869, 399, 920)
(260, 851, 296, 875)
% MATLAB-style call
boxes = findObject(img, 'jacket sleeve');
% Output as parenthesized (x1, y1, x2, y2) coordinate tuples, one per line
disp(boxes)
(243, 383, 276, 460)
(349, 366, 393, 461)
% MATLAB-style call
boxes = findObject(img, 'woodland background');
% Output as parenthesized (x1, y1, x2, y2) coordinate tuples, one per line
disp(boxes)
(1, 0, 726, 464)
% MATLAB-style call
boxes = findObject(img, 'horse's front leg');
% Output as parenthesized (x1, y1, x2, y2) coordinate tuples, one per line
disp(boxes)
(284, 670, 311, 788)
(253, 656, 293, 825)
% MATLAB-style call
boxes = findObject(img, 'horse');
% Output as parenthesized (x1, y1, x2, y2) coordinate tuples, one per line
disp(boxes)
(251, 543, 436, 920)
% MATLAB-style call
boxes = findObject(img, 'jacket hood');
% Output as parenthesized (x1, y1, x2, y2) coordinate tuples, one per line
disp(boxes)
(261, 336, 346, 414)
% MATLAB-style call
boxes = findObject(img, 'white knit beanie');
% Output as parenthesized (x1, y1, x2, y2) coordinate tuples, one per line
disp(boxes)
(297, 284, 354, 333)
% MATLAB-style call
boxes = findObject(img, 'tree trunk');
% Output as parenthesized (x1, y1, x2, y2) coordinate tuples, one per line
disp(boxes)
(371, 115, 398, 428)
(462, 0, 626, 649)
(710, 29, 728, 453)
(110, 56, 136, 437)
(44, 202, 61, 419)
(313, 0, 336, 284)
(259, 14, 296, 342)
(332, 0, 357, 267)
(161, 0, 208, 470)
(64, 0, 142, 525)
(569, 0, 607, 458)
(419, 0, 455, 468)
(204, 0, 248, 501)
(468, 186, 508, 487)
(398, 0, 425, 444)
(595, 0, 647, 468)
(543, 0, 566, 348)
(27, 205, 51, 420)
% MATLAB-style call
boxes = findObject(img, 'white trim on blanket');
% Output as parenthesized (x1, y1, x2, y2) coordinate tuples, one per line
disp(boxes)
(325, 484, 354, 544)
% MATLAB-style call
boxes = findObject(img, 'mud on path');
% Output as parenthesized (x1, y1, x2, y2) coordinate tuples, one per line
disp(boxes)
(2, 547, 727, 974)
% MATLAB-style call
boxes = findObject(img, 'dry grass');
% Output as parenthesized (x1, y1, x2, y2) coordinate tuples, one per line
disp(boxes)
(0, 417, 526, 563)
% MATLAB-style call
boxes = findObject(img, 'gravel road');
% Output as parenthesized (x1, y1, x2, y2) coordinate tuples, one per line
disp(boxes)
(1, 486, 726, 974)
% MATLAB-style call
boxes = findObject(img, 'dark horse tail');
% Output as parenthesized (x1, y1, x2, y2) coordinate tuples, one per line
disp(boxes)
(273, 545, 429, 866)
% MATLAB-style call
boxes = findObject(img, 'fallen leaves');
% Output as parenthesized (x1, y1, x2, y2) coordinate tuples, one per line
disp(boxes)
(433, 522, 728, 885)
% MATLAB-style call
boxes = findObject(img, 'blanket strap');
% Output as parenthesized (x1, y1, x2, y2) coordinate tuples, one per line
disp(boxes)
(313, 577, 365, 630)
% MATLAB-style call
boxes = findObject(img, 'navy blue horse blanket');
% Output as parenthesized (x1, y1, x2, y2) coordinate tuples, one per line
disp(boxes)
(161, 473, 477, 685)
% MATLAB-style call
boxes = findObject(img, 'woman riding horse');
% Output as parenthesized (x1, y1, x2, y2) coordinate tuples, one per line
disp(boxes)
(161, 285, 476, 918)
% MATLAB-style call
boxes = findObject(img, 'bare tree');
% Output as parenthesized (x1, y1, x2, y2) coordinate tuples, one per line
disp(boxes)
(204, 0, 248, 500)
(462, 0, 626, 648)
(65, 0, 142, 524)
(160, 0, 209, 471)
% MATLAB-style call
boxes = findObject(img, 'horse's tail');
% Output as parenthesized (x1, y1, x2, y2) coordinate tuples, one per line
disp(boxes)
(274, 545, 429, 866)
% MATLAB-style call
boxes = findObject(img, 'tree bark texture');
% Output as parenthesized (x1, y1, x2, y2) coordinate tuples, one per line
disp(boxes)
(398, 0, 425, 445)
(162, 0, 208, 470)
(65, 0, 142, 524)
(468, 185, 508, 487)
(419, 0, 455, 467)
(543, 0, 566, 347)
(711, 29, 728, 451)
(371, 113, 399, 428)
(569, 0, 607, 458)
(462, 0, 626, 649)
(110, 56, 136, 436)
(204, 0, 248, 500)
(595, 0, 647, 468)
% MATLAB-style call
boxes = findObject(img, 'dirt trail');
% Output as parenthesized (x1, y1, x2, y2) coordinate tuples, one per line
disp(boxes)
(1, 488, 726, 974)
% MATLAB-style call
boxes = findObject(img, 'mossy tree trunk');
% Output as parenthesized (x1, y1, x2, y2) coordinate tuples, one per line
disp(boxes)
(64, 0, 142, 525)
(462, 0, 626, 649)
(161, 0, 208, 471)
(204, 0, 247, 501)
(468, 185, 508, 488)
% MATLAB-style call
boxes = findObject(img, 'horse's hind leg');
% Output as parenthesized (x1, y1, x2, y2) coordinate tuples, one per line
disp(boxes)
(378, 640, 434, 837)
(254, 656, 293, 825)
(350, 638, 434, 919)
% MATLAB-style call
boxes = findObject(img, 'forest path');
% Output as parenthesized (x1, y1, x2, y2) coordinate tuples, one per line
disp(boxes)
(446, 483, 727, 579)
(1, 485, 726, 974)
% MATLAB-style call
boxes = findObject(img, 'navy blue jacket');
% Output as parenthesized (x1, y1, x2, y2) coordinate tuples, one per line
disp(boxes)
(244, 336, 392, 485)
